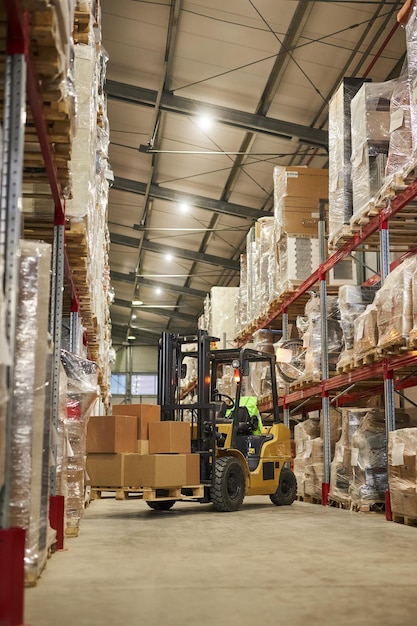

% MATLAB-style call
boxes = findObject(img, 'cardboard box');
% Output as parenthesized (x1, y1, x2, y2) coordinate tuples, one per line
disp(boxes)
(390, 488, 417, 518)
(137, 439, 149, 455)
(185, 453, 200, 485)
(141, 454, 187, 488)
(87, 415, 138, 453)
(148, 421, 191, 454)
(124, 454, 143, 488)
(86, 453, 125, 487)
(389, 455, 417, 482)
(113, 404, 160, 439)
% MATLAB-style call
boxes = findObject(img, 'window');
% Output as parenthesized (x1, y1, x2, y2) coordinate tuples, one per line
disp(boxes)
(110, 373, 126, 395)
(131, 374, 158, 396)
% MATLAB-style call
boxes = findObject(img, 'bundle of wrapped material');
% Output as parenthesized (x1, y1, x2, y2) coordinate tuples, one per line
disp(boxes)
(388, 428, 417, 518)
(350, 81, 393, 216)
(293, 418, 320, 497)
(337, 285, 376, 369)
(406, 4, 417, 156)
(409, 262, 417, 345)
(246, 227, 259, 323)
(297, 294, 343, 382)
(376, 256, 415, 351)
(8, 242, 53, 585)
(204, 287, 239, 348)
(329, 408, 367, 505)
(353, 302, 378, 363)
(236, 254, 248, 336)
(385, 72, 413, 180)
(257, 217, 275, 316)
(349, 410, 410, 508)
(328, 78, 368, 244)
(276, 235, 319, 298)
(60, 350, 99, 536)
(273, 166, 328, 241)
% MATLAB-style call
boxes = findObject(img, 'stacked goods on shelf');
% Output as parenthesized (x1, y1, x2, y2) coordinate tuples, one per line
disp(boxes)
(235, 167, 328, 339)
(350, 81, 392, 217)
(388, 428, 417, 519)
(336, 286, 376, 371)
(349, 410, 411, 510)
(202, 286, 239, 348)
(293, 410, 341, 500)
(406, 7, 417, 158)
(86, 405, 200, 491)
(385, 71, 413, 180)
(295, 294, 343, 384)
(353, 256, 417, 365)
(8, 242, 54, 586)
(409, 261, 417, 347)
(329, 408, 368, 506)
(66, 19, 113, 405)
(60, 350, 99, 537)
(328, 78, 368, 246)
(0, 256, 8, 492)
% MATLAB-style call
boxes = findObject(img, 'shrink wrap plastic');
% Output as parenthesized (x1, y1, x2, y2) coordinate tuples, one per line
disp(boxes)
(410, 262, 417, 344)
(0, 259, 9, 489)
(385, 71, 413, 180)
(297, 294, 342, 381)
(328, 79, 366, 244)
(204, 287, 239, 347)
(236, 254, 248, 335)
(353, 303, 378, 362)
(388, 428, 417, 518)
(349, 410, 410, 507)
(337, 285, 376, 368)
(375, 257, 415, 350)
(406, 3, 417, 156)
(329, 408, 366, 504)
(276, 235, 319, 298)
(350, 81, 392, 216)
(258, 217, 275, 316)
(60, 350, 99, 533)
(293, 418, 321, 498)
(8, 242, 53, 585)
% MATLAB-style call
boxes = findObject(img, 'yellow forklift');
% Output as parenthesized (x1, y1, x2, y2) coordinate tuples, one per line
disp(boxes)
(153, 330, 297, 512)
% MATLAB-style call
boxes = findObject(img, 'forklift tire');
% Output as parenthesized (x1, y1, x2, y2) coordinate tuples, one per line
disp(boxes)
(270, 468, 297, 506)
(146, 500, 176, 511)
(211, 456, 246, 512)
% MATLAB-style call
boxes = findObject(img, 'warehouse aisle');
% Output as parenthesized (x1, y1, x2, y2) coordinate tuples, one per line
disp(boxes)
(25, 497, 417, 626)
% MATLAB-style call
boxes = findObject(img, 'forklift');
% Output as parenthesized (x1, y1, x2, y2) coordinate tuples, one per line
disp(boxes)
(151, 330, 297, 512)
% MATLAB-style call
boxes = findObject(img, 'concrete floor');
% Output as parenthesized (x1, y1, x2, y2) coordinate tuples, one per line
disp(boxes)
(25, 496, 417, 626)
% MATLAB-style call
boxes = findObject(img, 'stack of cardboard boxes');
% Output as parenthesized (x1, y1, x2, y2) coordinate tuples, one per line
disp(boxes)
(388, 428, 417, 519)
(86, 405, 200, 490)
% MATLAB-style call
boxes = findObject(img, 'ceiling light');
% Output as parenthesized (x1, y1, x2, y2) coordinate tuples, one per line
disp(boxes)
(196, 114, 213, 131)
(180, 202, 190, 213)
(127, 334, 136, 340)
(165, 253, 173, 262)
(131, 313, 137, 319)
(132, 299, 143, 306)
(155, 287, 162, 295)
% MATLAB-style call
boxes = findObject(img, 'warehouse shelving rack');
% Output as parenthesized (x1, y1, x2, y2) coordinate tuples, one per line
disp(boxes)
(239, 177, 417, 511)
(0, 2, 82, 621)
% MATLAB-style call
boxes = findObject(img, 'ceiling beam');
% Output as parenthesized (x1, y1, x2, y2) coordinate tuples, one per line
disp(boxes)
(109, 232, 240, 271)
(110, 271, 208, 299)
(113, 298, 198, 323)
(105, 80, 328, 149)
(112, 176, 268, 221)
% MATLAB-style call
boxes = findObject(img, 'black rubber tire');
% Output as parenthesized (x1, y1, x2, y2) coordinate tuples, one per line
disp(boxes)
(270, 468, 297, 506)
(276, 340, 305, 383)
(146, 500, 176, 511)
(210, 456, 246, 512)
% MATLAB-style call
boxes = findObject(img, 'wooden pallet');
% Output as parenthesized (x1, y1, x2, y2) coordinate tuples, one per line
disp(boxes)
(143, 485, 205, 501)
(354, 349, 379, 368)
(392, 513, 417, 526)
(377, 339, 410, 356)
(328, 497, 351, 510)
(350, 501, 385, 514)
(296, 494, 322, 505)
(90, 487, 144, 500)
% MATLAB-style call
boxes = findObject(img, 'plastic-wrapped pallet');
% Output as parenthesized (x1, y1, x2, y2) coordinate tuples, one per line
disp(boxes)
(207, 287, 239, 348)
(388, 428, 417, 518)
(0, 255, 10, 491)
(60, 350, 99, 536)
(350, 81, 393, 217)
(8, 241, 53, 586)
(236, 254, 248, 337)
(385, 71, 413, 181)
(409, 261, 417, 346)
(349, 410, 410, 509)
(328, 78, 368, 245)
(375, 256, 415, 351)
(246, 227, 259, 324)
(273, 166, 328, 241)
(293, 418, 321, 498)
(353, 302, 378, 365)
(406, 4, 417, 156)
(257, 217, 275, 317)
(329, 408, 367, 506)
(276, 235, 319, 298)
(337, 285, 376, 370)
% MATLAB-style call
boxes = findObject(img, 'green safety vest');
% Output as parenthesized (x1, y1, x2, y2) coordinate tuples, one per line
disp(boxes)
(225, 396, 263, 435)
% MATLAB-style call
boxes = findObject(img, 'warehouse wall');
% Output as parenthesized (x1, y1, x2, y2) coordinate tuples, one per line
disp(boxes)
(113, 345, 158, 373)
